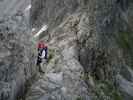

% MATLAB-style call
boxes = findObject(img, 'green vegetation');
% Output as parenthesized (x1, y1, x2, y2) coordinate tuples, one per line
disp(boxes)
(80, 48, 123, 100)
(47, 48, 59, 66)
(93, 80, 123, 100)
(47, 48, 55, 63)
(117, 32, 133, 51)
(116, 32, 133, 67)
(76, 96, 83, 100)
(82, 71, 123, 100)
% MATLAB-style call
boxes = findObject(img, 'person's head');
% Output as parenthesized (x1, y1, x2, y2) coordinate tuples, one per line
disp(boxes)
(39, 40, 44, 43)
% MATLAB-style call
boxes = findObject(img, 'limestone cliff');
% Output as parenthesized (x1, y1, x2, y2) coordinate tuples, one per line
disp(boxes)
(1, 0, 133, 100)
(28, 0, 133, 100)
(0, 11, 37, 100)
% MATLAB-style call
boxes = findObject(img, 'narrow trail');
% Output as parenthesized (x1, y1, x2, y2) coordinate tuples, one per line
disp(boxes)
(25, 19, 90, 100)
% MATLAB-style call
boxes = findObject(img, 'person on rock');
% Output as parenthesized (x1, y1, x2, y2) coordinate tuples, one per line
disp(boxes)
(36, 41, 48, 72)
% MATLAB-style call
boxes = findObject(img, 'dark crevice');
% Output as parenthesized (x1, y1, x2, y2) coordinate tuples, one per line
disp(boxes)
(116, 0, 129, 11)
(17, 73, 38, 100)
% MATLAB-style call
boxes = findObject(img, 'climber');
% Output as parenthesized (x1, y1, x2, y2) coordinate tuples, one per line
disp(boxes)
(36, 41, 48, 71)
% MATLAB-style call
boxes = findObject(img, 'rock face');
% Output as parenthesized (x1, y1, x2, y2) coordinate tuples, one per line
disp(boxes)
(95, 0, 133, 99)
(26, 14, 90, 100)
(27, 0, 133, 100)
(31, 0, 89, 29)
(0, 11, 36, 100)
(0, 0, 30, 17)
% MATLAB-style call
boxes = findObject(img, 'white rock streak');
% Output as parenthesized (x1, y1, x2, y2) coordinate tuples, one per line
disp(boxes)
(34, 25, 48, 38)
(24, 4, 31, 12)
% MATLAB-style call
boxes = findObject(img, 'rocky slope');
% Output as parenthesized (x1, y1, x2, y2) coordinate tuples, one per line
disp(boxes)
(1, 0, 133, 100)
(26, 0, 133, 100)
(26, 14, 91, 100)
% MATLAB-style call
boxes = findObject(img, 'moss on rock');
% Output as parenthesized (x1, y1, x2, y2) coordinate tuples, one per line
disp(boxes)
(93, 80, 123, 100)
(116, 32, 133, 67)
